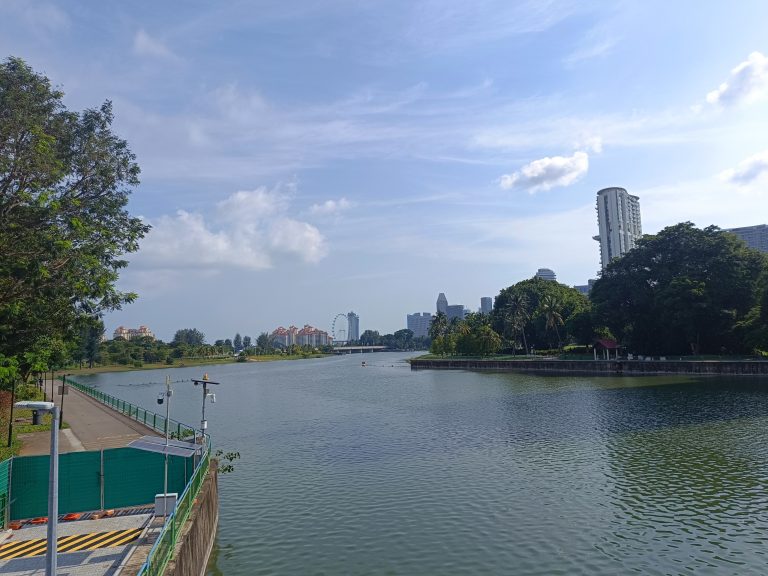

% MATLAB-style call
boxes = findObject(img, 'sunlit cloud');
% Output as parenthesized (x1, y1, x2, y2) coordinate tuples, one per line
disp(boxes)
(719, 150, 768, 185)
(499, 151, 589, 193)
(310, 198, 352, 215)
(706, 51, 768, 107)
(133, 29, 178, 61)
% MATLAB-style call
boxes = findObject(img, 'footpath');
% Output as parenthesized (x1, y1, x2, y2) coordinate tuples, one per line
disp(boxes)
(18, 377, 157, 456)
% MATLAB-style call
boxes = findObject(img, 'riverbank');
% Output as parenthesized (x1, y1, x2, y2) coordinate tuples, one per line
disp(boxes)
(410, 357, 768, 375)
(64, 353, 330, 376)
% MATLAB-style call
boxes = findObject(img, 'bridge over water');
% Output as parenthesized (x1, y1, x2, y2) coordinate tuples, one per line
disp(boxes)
(332, 346, 389, 354)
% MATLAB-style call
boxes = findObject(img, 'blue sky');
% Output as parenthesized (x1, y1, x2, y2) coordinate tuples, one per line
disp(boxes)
(2, 1, 768, 341)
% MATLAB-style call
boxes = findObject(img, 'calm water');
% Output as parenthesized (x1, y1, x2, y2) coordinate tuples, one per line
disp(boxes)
(77, 353, 768, 575)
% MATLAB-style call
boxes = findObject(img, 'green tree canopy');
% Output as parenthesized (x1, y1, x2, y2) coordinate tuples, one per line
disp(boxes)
(172, 328, 206, 347)
(590, 222, 768, 355)
(0, 57, 148, 372)
(492, 277, 589, 349)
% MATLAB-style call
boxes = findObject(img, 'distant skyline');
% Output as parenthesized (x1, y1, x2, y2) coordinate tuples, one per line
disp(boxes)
(2, 2, 768, 340)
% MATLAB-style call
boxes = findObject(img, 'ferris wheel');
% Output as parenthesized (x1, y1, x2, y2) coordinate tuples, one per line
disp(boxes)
(332, 313, 348, 341)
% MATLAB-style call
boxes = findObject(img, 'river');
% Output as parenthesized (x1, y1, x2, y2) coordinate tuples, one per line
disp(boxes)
(76, 352, 768, 575)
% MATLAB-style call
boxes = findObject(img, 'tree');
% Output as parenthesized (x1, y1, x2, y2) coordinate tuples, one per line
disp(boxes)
(493, 278, 588, 350)
(172, 328, 206, 347)
(502, 293, 530, 354)
(393, 329, 414, 350)
(256, 332, 272, 353)
(539, 294, 564, 349)
(359, 330, 381, 346)
(233, 333, 243, 351)
(0, 57, 149, 371)
(429, 312, 448, 340)
(590, 222, 768, 355)
(242, 335, 252, 349)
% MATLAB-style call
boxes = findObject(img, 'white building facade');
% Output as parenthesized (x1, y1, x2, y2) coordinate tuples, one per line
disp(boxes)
(594, 187, 642, 270)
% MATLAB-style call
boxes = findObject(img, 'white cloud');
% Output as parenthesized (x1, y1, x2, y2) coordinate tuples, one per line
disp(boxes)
(499, 151, 589, 193)
(133, 29, 177, 60)
(310, 198, 352, 215)
(133, 187, 327, 272)
(719, 150, 768, 185)
(705, 51, 768, 107)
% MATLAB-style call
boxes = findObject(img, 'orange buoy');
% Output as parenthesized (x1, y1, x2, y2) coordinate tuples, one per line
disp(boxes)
(30, 517, 47, 525)
(62, 513, 81, 521)
(9, 521, 22, 530)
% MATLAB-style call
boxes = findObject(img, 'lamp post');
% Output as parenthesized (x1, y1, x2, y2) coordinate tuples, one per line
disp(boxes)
(15, 401, 58, 576)
(191, 373, 219, 447)
(156, 375, 173, 518)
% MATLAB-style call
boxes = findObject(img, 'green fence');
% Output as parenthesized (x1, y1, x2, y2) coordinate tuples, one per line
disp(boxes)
(0, 457, 9, 527)
(137, 449, 210, 576)
(8, 447, 194, 520)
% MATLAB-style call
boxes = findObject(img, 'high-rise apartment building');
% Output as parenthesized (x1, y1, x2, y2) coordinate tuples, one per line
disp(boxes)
(480, 297, 493, 314)
(594, 187, 642, 270)
(436, 293, 448, 315)
(347, 311, 360, 341)
(535, 268, 557, 281)
(407, 312, 433, 338)
(446, 305, 465, 322)
(725, 224, 768, 253)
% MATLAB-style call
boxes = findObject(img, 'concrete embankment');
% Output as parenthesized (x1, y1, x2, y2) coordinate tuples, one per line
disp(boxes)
(410, 358, 768, 376)
(162, 462, 219, 576)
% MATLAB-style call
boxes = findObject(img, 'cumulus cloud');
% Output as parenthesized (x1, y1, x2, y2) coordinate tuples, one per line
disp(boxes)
(310, 197, 352, 215)
(133, 29, 177, 60)
(706, 51, 768, 107)
(134, 187, 327, 271)
(499, 151, 589, 193)
(719, 150, 768, 185)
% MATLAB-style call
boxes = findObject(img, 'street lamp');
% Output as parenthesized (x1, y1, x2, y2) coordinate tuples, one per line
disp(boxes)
(191, 373, 219, 445)
(15, 401, 58, 576)
(155, 375, 173, 518)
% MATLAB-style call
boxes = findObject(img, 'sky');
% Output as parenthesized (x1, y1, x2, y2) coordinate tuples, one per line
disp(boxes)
(2, 1, 768, 341)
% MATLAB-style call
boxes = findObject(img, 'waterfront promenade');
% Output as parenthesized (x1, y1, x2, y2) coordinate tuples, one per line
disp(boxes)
(18, 378, 157, 456)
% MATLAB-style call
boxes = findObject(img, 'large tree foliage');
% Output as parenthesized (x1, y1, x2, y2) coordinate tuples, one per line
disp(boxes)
(590, 222, 768, 355)
(0, 57, 148, 373)
(492, 278, 590, 349)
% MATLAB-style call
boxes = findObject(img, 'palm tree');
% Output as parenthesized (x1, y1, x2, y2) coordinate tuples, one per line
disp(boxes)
(429, 312, 448, 340)
(539, 294, 564, 350)
(504, 293, 530, 354)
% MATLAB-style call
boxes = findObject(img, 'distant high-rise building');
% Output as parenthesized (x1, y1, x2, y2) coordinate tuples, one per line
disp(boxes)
(574, 279, 597, 295)
(725, 224, 768, 253)
(113, 325, 154, 341)
(480, 297, 493, 314)
(347, 311, 360, 341)
(446, 304, 465, 322)
(535, 268, 557, 281)
(594, 187, 642, 270)
(407, 312, 432, 338)
(436, 293, 448, 315)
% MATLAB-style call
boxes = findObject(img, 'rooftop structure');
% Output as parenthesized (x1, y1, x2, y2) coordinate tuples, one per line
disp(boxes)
(535, 268, 557, 281)
(436, 293, 448, 315)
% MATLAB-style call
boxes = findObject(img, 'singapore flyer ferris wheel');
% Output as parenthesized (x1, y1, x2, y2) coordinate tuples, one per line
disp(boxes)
(332, 313, 348, 342)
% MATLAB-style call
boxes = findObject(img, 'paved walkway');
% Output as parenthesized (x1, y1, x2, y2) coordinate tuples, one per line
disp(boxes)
(18, 378, 158, 456)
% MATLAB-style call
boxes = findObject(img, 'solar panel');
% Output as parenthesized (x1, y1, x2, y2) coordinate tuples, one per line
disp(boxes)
(128, 436, 201, 457)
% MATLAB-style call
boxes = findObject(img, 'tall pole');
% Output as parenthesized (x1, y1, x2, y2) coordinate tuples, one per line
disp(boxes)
(59, 374, 66, 430)
(163, 375, 171, 518)
(46, 405, 59, 576)
(6, 377, 17, 447)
